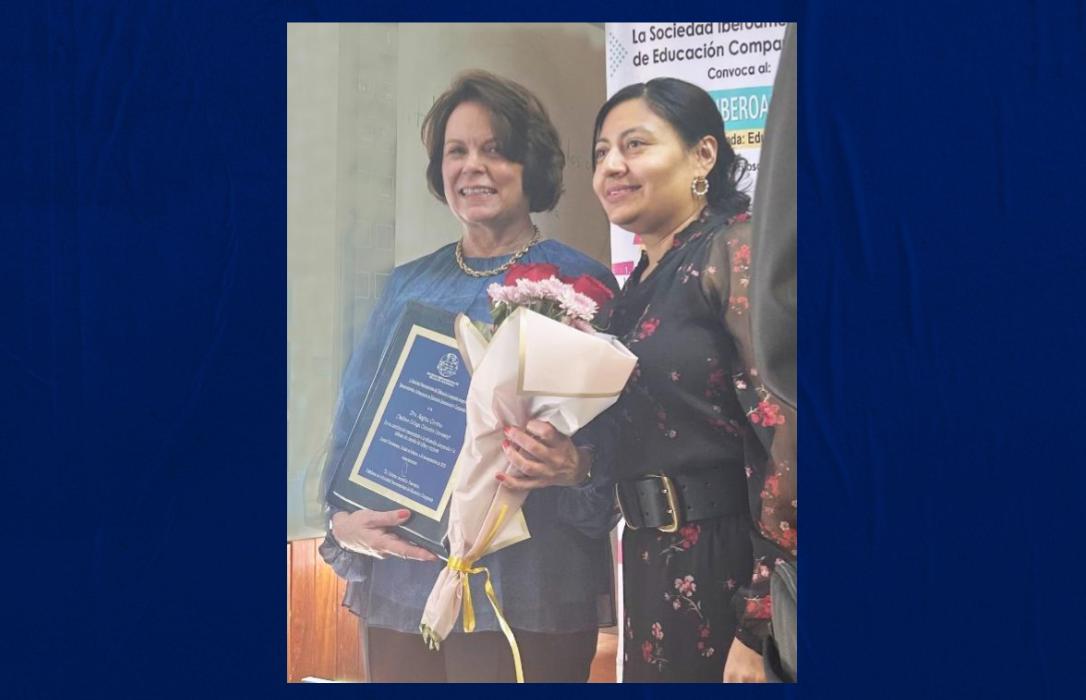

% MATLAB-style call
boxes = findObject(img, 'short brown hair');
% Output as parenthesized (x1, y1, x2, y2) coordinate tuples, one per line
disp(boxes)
(421, 70, 565, 212)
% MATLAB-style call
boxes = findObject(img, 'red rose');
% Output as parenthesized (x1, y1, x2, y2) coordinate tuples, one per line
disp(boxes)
(504, 262, 559, 284)
(566, 274, 614, 306)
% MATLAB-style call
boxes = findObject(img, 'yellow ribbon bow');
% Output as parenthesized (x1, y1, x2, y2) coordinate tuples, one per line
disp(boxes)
(444, 505, 524, 683)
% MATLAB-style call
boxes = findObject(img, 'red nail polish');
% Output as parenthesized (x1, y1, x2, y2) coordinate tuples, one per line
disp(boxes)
(398, 510, 410, 518)
(502, 439, 510, 449)
(503, 426, 511, 436)
(496, 473, 505, 481)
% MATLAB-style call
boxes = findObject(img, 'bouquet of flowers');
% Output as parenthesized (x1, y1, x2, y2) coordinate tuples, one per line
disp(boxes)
(485, 263, 614, 332)
(420, 263, 638, 678)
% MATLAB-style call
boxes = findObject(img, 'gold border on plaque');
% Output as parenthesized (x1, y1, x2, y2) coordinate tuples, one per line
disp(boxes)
(345, 325, 465, 521)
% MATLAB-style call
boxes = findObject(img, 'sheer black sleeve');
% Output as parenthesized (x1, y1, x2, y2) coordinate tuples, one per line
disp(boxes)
(703, 219, 797, 651)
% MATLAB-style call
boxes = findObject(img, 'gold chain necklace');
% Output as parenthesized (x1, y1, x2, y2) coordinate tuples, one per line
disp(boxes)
(454, 225, 542, 278)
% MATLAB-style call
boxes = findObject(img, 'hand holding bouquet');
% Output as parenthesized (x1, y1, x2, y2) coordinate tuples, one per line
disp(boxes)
(420, 263, 637, 679)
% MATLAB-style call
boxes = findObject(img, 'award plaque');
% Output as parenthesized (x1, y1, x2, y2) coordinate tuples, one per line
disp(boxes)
(327, 302, 469, 556)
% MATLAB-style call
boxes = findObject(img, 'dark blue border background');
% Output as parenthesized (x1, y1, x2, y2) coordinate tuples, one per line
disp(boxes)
(5, 1, 1084, 697)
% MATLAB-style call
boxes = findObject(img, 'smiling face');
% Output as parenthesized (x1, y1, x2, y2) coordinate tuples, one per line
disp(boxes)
(592, 98, 706, 239)
(441, 101, 530, 232)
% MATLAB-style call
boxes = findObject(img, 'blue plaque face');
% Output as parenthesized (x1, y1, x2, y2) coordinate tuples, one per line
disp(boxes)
(346, 326, 468, 520)
(326, 302, 473, 555)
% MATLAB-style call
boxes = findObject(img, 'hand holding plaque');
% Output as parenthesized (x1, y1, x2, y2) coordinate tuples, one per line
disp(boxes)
(325, 302, 513, 556)
(330, 508, 437, 562)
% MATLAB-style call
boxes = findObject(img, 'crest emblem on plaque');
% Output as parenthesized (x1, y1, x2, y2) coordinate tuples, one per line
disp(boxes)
(436, 353, 459, 378)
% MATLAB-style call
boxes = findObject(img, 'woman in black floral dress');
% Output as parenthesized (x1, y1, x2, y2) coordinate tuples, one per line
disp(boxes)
(590, 78, 797, 682)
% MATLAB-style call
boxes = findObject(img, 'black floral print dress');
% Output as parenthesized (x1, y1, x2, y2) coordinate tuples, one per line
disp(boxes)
(609, 208, 797, 682)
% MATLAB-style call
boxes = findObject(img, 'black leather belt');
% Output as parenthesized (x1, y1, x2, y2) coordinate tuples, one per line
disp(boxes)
(616, 468, 748, 532)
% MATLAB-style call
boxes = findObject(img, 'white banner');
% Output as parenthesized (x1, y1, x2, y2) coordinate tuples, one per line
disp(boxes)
(604, 22, 788, 285)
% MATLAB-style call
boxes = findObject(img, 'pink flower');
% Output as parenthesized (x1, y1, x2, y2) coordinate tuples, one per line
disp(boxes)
(641, 640, 654, 662)
(750, 400, 786, 427)
(777, 525, 798, 550)
(679, 524, 700, 549)
(733, 243, 751, 270)
(675, 575, 696, 595)
(487, 270, 604, 327)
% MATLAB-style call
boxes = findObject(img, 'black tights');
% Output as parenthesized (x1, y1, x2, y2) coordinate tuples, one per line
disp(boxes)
(366, 626, 598, 683)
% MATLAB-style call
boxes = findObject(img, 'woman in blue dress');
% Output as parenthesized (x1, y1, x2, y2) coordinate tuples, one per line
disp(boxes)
(320, 70, 618, 682)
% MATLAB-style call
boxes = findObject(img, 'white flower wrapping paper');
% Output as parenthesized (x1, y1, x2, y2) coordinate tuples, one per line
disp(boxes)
(419, 306, 638, 646)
